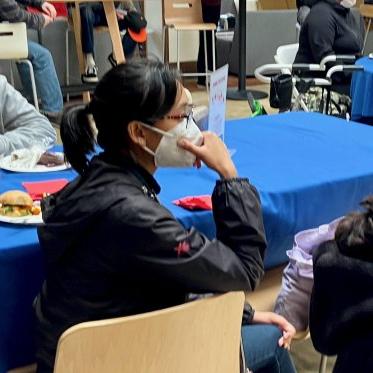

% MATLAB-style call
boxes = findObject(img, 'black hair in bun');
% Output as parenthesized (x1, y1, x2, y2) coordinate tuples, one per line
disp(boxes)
(335, 196, 373, 262)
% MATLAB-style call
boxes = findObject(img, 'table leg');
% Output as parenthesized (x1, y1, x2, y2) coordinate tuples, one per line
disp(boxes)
(102, 1, 126, 64)
(71, 2, 90, 102)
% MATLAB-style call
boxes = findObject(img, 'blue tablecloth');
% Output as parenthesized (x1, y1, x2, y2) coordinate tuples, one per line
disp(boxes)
(2, 112, 373, 371)
(351, 56, 373, 121)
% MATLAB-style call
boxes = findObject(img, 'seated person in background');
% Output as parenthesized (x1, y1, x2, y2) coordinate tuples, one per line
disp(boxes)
(0, 75, 56, 155)
(0, 0, 64, 120)
(310, 196, 373, 373)
(294, 0, 364, 65)
(79, 1, 147, 83)
(34, 60, 297, 373)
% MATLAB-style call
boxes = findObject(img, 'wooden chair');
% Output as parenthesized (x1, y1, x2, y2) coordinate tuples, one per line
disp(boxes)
(162, 0, 216, 89)
(360, 4, 373, 53)
(0, 22, 39, 111)
(53, 292, 245, 373)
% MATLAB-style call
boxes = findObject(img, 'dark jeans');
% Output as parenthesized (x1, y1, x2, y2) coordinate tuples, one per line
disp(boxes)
(197, 1, 221, 84)
(80, 3, 137, 58)
(242, 324, 297, 373)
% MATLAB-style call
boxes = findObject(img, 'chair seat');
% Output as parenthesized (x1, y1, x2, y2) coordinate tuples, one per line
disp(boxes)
(360, 4, 373, 18)
(167, 23, 216, 31)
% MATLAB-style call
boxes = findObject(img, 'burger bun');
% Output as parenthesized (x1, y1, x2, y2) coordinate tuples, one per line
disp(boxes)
(0, 190, 33, 207)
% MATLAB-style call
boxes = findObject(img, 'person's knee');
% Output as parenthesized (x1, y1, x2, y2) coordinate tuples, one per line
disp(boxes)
(37, 46, 53, 66)
(28, 43, 53, 66)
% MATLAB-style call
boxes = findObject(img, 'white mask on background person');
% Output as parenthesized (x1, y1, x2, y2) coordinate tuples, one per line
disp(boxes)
(140, 118, 203, 167)
(340, 0, 356, 8)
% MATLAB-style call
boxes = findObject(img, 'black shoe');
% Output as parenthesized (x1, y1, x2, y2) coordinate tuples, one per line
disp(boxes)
(108, 53, 117, 68)
(81, 66, 98, 84)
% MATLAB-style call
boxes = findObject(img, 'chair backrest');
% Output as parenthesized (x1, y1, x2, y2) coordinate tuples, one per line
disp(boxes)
(0, 22, 28, 60)
(163, 0, 203, 26)
(274, 43, 299, 65)
(360, 3, 373, 18)
(54, 292, 245, 373)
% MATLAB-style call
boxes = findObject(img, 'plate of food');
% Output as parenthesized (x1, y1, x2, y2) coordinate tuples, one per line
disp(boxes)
(0, 190, 43, 225)
(0, 149, 70, 173)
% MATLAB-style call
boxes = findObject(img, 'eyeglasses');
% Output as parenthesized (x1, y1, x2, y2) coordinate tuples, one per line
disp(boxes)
(164, 104, 195, 126)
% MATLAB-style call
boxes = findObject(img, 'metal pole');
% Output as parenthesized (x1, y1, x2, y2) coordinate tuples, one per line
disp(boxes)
(226, 0, 267, 101)
(238, 0, 246, 91)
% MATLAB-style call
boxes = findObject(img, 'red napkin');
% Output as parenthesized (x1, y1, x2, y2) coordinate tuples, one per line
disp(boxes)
(173, 195, 212, 211)
(22, 179, 68, 200)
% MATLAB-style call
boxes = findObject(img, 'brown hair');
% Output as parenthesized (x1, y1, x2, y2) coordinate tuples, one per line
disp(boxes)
(335, 196, 373, 262)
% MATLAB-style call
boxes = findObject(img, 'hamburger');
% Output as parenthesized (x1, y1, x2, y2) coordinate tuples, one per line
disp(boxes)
(0, 190, 40, 217)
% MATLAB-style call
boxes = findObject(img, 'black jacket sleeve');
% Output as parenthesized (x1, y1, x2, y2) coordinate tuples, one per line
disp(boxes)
(112, 178, 266, 295)
(306, 7, 335, 63)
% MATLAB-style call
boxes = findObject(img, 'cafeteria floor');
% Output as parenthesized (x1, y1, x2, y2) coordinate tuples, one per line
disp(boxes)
(45, 76, 336, 373)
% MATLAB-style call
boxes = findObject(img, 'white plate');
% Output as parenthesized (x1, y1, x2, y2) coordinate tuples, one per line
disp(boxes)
(0, 213, 43, 225)
(0, 152, 70, 173)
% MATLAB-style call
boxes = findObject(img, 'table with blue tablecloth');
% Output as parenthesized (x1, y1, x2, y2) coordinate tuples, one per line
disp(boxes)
(351, 56, 373, 123)
(2, 111, 373, 371)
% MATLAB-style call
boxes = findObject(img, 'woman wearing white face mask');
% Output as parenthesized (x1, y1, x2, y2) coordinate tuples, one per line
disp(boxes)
(34, 60, 297, 373)
(294, 0, 363, 67)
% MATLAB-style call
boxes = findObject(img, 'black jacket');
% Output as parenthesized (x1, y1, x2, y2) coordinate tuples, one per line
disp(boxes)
(310, 240, 373, 373)
(35, 153, 266, 372)
(294, 0, 363, 64)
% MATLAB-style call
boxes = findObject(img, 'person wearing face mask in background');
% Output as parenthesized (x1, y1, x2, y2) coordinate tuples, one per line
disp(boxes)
(34, 60, 297, 373)
(294, 0, 364, 66)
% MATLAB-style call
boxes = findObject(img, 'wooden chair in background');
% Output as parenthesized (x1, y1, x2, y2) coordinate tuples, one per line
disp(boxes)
(162, 0, 216, 89)
(0, 22, 39, 110)
(53, 292, 245, 373)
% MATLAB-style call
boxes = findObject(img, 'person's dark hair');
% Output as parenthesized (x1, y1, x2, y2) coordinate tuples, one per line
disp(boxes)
(335, 196, 373, 262)
(61, 59, 179, 174)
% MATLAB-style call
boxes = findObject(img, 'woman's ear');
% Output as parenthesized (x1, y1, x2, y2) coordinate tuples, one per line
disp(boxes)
(128, 121, 146, 147)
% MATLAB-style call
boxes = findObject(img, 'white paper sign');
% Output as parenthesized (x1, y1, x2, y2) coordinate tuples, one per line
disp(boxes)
(208, 64, 229, 139)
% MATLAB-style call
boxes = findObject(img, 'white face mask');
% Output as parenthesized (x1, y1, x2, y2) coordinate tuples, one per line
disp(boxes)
(340, 0, 356, 8)
(140, 118, 203, 167)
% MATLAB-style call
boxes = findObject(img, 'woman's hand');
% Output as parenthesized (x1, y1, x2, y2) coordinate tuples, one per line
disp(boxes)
(42, 14, 54, 27)
(178, 132, 237, 179)
(41, 2, 57, 18)
(252, 311, 296, 350)
(115, 9, 126, 20)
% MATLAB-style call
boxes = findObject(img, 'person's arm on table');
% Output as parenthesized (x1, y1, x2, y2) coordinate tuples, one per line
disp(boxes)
(0, 75, 56, 155)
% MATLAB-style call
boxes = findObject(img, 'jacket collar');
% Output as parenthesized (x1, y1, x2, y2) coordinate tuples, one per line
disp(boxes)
(100, 151, 161, 195)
